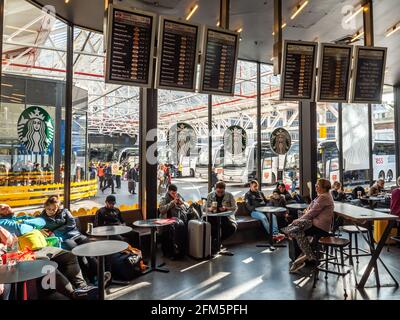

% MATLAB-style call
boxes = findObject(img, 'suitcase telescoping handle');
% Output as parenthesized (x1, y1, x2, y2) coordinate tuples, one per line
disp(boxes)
(201, 197, 208, 223)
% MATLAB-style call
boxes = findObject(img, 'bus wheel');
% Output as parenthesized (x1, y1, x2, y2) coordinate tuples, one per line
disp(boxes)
(387, 170, 393, 182)
(378, 170, 385, 180)
(190, 169, 195, 177)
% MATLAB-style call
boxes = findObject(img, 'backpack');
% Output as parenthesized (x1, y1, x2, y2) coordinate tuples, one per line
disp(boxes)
(110, 247, 145, 281)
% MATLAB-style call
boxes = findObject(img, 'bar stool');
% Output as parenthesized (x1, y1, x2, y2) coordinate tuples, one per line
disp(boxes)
(339, 225, 371, 264)
(313, 236, 352, 299)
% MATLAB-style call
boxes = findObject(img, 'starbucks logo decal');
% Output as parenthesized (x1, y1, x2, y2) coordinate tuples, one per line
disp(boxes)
(17, 106, 54, 153)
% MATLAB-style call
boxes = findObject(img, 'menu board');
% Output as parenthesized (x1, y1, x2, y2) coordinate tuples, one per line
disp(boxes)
(155, 17, 200, 92)
(351, 46, 387, 104)
(317, 44, 353, 102)
(199, 27, 240, 96)
(105, 5, 156, 87)
(280, 40, 318, 101)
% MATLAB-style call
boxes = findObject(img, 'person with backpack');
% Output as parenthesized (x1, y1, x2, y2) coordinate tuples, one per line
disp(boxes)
(127, 165, 139, 194)
(101, 163, 115, 194)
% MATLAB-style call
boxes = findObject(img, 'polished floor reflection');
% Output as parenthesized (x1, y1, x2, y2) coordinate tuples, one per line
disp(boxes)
(107, 239, 400, 300)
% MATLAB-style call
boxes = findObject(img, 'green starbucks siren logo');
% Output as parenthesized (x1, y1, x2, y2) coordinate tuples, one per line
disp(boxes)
(17, 106, 54, 153)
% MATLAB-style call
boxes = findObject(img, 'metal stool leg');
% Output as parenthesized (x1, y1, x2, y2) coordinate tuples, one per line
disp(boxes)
(348, 233, 354, 266)
(325, 245, 329, 279)
(354, 232, 359, 263)
(340, 247, 348, 299)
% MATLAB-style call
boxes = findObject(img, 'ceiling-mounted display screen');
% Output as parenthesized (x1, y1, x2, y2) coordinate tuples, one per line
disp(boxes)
(199, 27, 240, 96)
(350, 46, 387, 104)
(105, 4, 156, 87)
(280, 40, 318, 101)
(317, 43, 353, 102)
(155, 17, 200, 92)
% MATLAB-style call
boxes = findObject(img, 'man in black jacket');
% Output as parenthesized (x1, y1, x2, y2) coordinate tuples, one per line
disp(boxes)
(94, 195, 124, 227)
(127, 165, 139, 194)
(274, 182, 294, 202)
(245, 180, 285, 241)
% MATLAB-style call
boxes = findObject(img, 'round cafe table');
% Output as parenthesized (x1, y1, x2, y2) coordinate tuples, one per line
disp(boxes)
(203, 211, 234, 256)
(88, 225, 132, 239)
(286, 203, 308, 210)
(133, 219, 175, 274)
(0, 260, 58, 300)
(72, 240, 128, 300)
(254, 206, 287, 251)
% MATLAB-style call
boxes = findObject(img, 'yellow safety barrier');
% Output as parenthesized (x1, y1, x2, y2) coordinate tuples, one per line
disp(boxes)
(0, 179, 98, 207)
(0, 171, 55, 186)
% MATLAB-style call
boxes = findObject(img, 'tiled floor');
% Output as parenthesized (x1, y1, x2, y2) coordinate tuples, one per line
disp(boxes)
(106, 239, 400, 300)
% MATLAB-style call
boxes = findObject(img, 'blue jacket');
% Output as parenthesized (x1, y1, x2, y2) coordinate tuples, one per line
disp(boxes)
(0, 215, 46, 236)
(39, 209, 81, 242)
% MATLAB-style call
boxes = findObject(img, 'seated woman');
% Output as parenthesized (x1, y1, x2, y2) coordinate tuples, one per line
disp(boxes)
(284, 179, 334, 273)
(245, 181, 285, 242)
(40, 196, 100, 284)
(331, 181, 347, 202)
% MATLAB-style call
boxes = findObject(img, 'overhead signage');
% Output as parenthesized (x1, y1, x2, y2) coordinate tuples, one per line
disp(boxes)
(199, 27, 240, 96)
(350, 46, 387, 104)
(156, 17, 200, 92)
(280, 40, 318, 101)
(317, 43, 353, 102)
(105, 5, 156, 87)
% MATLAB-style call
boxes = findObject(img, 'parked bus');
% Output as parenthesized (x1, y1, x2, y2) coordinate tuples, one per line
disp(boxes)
(195, 143, 224, 179)
(318, 140, 396, 184)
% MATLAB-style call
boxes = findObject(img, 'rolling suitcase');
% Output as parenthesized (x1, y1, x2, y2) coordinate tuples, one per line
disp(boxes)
(188, 219, 211, 259)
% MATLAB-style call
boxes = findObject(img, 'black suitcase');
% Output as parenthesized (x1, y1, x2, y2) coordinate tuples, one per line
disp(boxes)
(161, 217, 187, 259)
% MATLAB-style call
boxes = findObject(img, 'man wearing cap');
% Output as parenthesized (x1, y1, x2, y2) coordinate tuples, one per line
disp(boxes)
(94, 195, 124, 227)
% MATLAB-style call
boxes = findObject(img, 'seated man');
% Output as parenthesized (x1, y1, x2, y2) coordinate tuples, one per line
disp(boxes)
(0, 205, 98, 300)
(159, 184, 188, 220)
(206, 181, 238, 253)
(245, 180, 284, 242)
(94, 195, 124, 227)
(369, 179, 385, 196)
(331, 181, 347, 202)
(274, 182, 294, 202)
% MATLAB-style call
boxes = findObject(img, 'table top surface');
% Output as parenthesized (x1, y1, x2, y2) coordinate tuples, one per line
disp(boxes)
(72, 240, 128, 257)
(89, 225, 132, 236)
(286, 203, 308, 209)
(0, 260, 58, 284)
(256, 206, 287, 213)
(362, 196, 386, 201)
(133, 218, 176, 228)
(334, 202, 398, 221)
(203, 210, 234, 217)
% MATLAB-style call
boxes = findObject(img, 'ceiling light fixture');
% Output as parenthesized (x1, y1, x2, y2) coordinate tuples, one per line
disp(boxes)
(186, 4, 199, 21)
(385, 22, 400, 37)
(272, 22, 287, 35)
(344, 5, 364, 24)
(216, 20, 220, 27)
(350, 30, 364, 42)
(65, 0, 70, 4)
(236, 27, 243, 33)
(290, 0, 309, 20)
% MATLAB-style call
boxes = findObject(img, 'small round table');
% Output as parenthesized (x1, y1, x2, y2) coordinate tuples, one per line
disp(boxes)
(255, 206, 287, 251)
(0, 260, 58, 300)
(203, 211, 234, 256)
(88, 225, 132, 239)
(72, 240, 128, 300)
(286, 203, 308, 210)
(375, 208, 391, 214)
(133, 219, 175, 274)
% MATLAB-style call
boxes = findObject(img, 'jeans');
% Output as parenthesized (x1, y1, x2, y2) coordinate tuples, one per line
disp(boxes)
(251, 210, 279, 235)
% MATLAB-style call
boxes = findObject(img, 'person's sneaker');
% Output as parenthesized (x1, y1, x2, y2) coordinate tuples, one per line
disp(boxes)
(104, 271, 112, 288)
(72, 285, 98, 300)
(273, 233, 286, 242)
(289, 261, 306, 273)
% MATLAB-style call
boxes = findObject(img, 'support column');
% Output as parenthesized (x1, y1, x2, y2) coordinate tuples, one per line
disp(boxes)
(207, 95, 213, 192)
(299, 101, 318, 200)
(0, 0, 4, 99)
(139, 88, 158, 219)
(338, 103, 344, 187)
(63, 22, 73, 209)
(363, 0, 374, 186)
(54, 85, 62, 183)
(273, 0, 283, 75)
(256, 62, 262, 187)
(395, 85, 400, 183)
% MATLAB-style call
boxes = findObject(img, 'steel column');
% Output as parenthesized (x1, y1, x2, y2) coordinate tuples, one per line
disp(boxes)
(63, 22, 74, 209)
(208, 95, 213, 192)
(395, 85, 400, 182)
(338, 103, 344, 187)
(299, 101, 318, 200)
(0, 0, 4, 99)
(273, 0, 283, 75)
(256, 62, 262, 187)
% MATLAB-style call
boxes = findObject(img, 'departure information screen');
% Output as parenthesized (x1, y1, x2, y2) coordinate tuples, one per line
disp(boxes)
(280, 41, 317, 101)
(106, 6, 155, 87)
(317, 44, 352, 102)
(351, 46, 387, 104)
(156, 18, 199, 92)
(200, 27, 239, 96)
